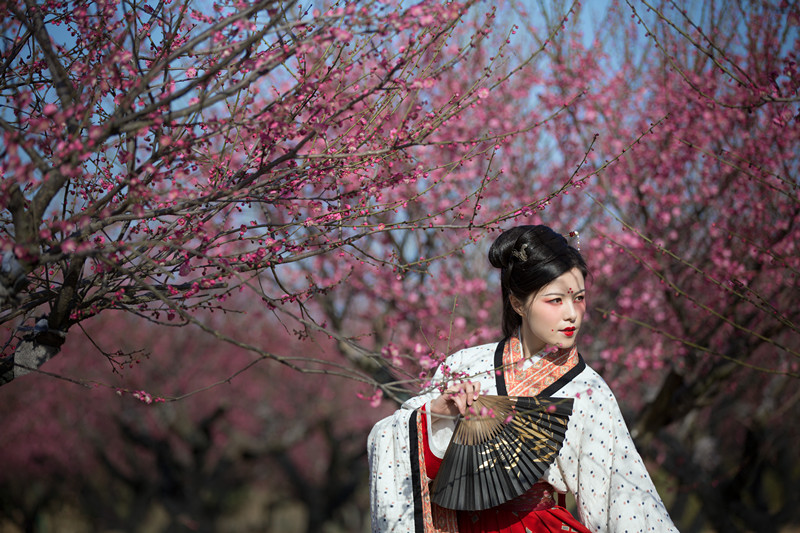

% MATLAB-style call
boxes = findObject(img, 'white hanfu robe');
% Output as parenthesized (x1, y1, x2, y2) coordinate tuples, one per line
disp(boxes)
(367, 340, 678, 533)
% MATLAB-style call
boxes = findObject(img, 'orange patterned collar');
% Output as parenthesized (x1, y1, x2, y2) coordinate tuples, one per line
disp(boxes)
(502, 336, 580, 396)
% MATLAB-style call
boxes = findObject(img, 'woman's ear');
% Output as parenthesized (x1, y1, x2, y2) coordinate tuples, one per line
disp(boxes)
(509, 294, 525, 317)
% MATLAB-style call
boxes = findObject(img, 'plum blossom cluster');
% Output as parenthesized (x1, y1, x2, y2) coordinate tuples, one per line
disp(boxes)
(1, 0, 538, 382)
(116, 388, 165, 405)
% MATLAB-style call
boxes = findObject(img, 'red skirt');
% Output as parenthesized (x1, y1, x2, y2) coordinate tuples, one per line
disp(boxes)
(458, 505, 591, 533)
(456, 484, 592, 533)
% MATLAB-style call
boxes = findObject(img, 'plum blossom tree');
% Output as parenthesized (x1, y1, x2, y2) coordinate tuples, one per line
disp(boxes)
(0, 0, 583, 389)
(518, 0, 800, 528)
(2, 0, 800, 530)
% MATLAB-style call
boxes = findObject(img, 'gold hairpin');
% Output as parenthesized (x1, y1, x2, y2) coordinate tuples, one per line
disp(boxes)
(511, 243, 528, 262)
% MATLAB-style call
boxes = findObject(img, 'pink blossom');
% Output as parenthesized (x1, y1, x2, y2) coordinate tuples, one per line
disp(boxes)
(330, 27, 353, 42)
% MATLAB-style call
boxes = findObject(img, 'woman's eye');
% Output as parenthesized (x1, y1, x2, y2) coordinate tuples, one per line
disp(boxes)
(548, 298, 562, 304)
(575, 295, 585, 302)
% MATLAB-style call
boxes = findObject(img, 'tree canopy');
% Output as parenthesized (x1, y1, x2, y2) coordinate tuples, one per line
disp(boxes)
(1, 0, 799, 530)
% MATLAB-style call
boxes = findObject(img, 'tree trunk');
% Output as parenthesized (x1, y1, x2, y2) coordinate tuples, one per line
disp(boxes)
(1, 334, 64, 385)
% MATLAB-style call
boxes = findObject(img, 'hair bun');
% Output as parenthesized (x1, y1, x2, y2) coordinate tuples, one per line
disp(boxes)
(488, 226, 531, 269)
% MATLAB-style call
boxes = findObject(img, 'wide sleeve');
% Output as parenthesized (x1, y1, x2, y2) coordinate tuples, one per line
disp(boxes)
(368, 374, 458, 531)
(367, 343, 499, 532)
(546, 368, 678, 532)
(367, 407, 421, 532)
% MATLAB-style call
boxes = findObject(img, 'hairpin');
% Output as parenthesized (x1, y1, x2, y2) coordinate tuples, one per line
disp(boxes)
(511, 243, 528, 262)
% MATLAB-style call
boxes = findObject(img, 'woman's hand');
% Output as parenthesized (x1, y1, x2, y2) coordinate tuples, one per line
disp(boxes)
(430, 381, 481, 417)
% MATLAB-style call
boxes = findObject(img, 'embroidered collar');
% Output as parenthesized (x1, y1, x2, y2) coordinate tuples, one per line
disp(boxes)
(502, 336, 580, 396)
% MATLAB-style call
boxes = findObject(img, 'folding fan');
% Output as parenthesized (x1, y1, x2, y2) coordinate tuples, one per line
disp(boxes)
(430, 395, 573, 511)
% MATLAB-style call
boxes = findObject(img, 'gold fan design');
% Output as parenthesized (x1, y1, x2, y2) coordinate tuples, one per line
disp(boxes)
(429, 395, 573, 511)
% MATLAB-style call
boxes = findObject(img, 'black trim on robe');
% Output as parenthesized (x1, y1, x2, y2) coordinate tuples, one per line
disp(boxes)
(540, 353, 586, 397)
(409, 409, 425, 533)
(493, 338, 508, 395)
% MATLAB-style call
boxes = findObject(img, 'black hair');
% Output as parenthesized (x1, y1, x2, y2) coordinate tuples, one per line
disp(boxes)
(488, 225, 589, 339)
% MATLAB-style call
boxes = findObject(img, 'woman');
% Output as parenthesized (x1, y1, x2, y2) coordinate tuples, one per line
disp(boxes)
(368, 225, 677, 532)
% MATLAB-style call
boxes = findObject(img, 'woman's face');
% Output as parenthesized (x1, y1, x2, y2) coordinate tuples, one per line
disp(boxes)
(511, 267, 586, 356)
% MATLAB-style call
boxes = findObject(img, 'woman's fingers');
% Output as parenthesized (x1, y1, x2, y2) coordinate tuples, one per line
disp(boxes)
(451, 391, 468, 415)
(429, 381, 483, 416)
(446, 381, 481, 399)
(465, 381, 481, 401)
(443, 382, 481, 415)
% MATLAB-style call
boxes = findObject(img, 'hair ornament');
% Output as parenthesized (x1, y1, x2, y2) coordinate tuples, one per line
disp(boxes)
(511, 243, 528, 262)
(567, 231, 580, 251)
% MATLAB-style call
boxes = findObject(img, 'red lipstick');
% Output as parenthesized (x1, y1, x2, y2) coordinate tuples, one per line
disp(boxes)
(561, 327, 576, 337)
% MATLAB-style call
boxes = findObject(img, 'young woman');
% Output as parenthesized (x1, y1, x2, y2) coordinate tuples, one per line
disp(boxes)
(368, 225, 677, 532)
